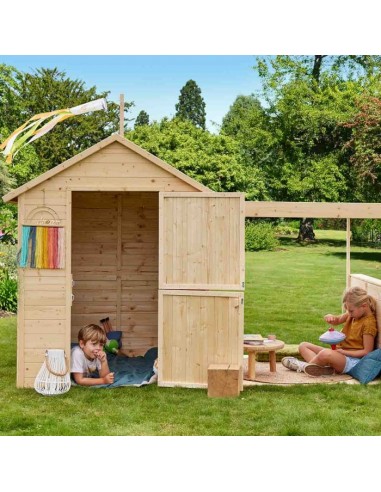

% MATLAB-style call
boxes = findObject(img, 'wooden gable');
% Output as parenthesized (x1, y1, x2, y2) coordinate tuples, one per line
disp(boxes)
(3, 134, 210, 203)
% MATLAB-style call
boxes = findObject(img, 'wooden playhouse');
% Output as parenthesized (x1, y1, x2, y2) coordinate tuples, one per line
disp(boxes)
(5, 126, 381, 391)
(3, 134, 245, 389)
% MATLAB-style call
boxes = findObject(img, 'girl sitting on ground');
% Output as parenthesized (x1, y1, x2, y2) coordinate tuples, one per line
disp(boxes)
(282, 286, 377, 377)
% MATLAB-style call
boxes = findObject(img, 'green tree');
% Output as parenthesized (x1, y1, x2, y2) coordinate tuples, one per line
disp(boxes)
(0, 156, 15, 197)
(250, 56, 381, 203)
(0, 154, 17, 243)
(219, 56, 381, 239)
(221, 94, 278, 173)
(16, 67, 133, 172)
(135, 110, 150, 127)
(256, 56, 381, 99)
(341, 96, 381, 201)
(126, 117, 267, 200)
(0, 64, 23, 133)
(175, 80, 206, 130)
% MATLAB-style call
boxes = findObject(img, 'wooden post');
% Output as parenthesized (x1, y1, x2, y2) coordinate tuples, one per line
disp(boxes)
(346, 218, 351, 288)
(119, 94, 124, 136)
(116, 193, 122, 330)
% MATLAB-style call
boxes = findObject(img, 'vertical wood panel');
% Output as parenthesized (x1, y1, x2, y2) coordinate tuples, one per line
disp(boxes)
(65, 190, 72, 356)
(350, 274, 381, 349)
(117, 194, 122, 330)
(17, 194, 26, 387)
(159, 291, 243, 388)
(159, 193, 244, 290)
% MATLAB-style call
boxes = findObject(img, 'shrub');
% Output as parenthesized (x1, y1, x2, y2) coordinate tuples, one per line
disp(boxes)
(314, 218, 346, 230)
(0, 204, 18, 244)
(274, 222, 299, 236)
(245, 220, 279, 251)
(352, 219, 381, 243)
(0, 242, 18, 278)
(0, 270, 18, 313)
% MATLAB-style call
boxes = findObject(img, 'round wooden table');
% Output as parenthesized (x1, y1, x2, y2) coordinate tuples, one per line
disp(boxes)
(243, 340, 285, 381)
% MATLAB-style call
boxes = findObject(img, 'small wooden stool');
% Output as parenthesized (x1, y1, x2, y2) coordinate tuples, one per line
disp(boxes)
(243, 340, 285, 381)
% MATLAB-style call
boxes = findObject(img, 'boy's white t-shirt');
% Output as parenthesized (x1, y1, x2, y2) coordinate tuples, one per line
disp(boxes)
(71, 345, 101, 378)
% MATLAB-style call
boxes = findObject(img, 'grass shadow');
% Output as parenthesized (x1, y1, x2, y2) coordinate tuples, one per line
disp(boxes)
(326, 251, 381, 262)
(278, 236, 347, 248)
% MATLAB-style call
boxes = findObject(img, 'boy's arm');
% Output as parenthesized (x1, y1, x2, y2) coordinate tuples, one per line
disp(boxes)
(97, 350, 111, 377)
(72, 372, 114, 386)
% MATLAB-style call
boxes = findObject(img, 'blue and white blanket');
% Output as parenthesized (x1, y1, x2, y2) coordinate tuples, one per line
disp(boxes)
(75, 347, 158, 388)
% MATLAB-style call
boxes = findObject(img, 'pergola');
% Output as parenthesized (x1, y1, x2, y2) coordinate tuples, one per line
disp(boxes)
(245, 201, 381, 287)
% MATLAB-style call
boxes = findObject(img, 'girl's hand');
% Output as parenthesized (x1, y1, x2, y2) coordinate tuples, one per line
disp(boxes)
(324, 314, 336, 324)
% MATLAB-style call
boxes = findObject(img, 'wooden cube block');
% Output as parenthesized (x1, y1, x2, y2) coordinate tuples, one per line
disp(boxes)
(207, 363, 242, 398)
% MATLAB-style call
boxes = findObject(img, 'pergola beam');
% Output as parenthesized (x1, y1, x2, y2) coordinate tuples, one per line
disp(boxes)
(245, 201, 381, 219)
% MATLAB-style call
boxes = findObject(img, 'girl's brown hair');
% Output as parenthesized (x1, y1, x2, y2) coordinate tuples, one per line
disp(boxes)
(77, 324, 107, 345)
(342, 286, 377, 314)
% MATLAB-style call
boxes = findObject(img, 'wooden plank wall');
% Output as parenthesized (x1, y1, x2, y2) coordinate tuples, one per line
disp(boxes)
(349, 274, 381, 349)
(71, 191, 159, 355)
(18, 192, 68, 388)
(121, 192, 158, 354)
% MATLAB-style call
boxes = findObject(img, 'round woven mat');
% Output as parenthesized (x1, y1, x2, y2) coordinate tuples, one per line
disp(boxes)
(243, 360, 356, 386)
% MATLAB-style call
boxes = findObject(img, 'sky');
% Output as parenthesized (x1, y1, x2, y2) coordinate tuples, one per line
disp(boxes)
(0, 55, 262, 133)
(2, 1, 378, 134)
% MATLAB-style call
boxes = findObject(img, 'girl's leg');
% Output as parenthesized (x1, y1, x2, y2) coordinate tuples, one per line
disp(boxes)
(299, 342, 325, 362)
(308, 349, 347, 373)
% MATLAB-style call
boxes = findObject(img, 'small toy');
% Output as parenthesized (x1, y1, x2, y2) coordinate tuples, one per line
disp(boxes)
(319, 326, 346, 350)
(104, 339, 119, 354)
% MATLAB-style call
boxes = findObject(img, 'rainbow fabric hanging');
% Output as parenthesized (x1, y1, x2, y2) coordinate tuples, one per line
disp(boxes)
(18, 226, 65, 269)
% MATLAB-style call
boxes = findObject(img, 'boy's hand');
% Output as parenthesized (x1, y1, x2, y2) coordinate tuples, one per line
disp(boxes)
(96, 350, 107, 363)
(103, 372, 114, 384)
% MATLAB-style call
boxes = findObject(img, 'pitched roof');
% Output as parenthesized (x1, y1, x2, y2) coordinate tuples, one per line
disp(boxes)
(2, 133, 210, 202)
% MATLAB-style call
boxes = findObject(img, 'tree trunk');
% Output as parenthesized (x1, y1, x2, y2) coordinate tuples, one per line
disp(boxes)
(297, 218, 316, 242)
(312, 55, 326, 84)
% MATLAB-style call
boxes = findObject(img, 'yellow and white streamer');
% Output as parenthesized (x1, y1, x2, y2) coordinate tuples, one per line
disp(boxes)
(0, 98, 107, 164)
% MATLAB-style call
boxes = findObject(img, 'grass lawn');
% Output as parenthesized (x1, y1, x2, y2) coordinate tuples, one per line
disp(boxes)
(1, 231, 381, 436)
(245, 230, 381, 343)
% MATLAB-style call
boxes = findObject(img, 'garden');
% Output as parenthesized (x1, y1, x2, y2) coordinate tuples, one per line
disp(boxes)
(1, 225, 381, 436)
(2, 55, 381, 436)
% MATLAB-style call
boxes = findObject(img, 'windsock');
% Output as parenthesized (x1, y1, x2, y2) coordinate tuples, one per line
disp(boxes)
(0, 98, 107, 164)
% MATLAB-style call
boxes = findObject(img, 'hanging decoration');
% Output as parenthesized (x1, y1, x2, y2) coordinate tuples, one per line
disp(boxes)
(0, 98, 107, 164)
(18, 225, 65, 269)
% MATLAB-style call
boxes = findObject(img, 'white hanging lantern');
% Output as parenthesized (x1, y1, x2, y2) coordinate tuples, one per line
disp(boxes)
(34, 349, 71, 396)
